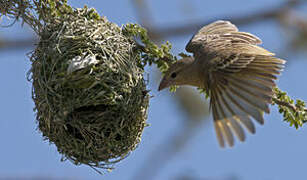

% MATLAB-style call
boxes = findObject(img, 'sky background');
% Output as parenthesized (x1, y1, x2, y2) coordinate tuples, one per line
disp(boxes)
(1, 0, 307, 180)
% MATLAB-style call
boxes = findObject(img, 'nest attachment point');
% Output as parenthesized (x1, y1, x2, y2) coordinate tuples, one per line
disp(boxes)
(29, 7, 149, 170)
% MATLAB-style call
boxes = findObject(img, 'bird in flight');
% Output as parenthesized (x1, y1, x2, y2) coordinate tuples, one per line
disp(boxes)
(158, 20, 286, 147)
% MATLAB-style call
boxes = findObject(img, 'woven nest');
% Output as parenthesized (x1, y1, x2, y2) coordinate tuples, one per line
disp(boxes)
(29, 7, 149, 169)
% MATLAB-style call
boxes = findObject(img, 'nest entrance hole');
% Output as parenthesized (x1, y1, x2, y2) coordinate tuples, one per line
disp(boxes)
(66, 104, 108, 139)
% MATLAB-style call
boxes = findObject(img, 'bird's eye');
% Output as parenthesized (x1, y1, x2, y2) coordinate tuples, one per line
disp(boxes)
(171, 72, 177, 78)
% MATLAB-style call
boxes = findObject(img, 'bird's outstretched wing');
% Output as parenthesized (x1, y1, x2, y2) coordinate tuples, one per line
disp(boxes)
(186, 20, 265, 55)
(210, 55, 285, 147)
(186, 20, 286, 147)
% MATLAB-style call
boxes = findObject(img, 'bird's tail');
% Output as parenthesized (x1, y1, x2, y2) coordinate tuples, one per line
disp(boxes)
(210, 55, 286, 147)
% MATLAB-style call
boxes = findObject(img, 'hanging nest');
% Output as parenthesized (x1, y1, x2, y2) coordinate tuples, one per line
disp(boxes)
(29, 7, 149, 170)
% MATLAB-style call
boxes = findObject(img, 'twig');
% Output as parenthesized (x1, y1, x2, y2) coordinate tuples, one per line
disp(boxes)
(273, 98, 307, 112)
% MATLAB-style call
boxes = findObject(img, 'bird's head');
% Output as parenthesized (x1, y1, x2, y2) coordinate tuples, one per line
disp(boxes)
(158, 57, 195, 91)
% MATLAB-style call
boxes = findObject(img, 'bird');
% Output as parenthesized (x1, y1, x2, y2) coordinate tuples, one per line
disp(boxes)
(158, 20, 286, 147)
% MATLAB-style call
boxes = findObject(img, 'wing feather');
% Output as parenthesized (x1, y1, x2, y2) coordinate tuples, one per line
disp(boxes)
(186, 20, 265, 55)
(214, 88, 245, 142)
(187, 20, 286, 147)
(216, 83, 255, 134)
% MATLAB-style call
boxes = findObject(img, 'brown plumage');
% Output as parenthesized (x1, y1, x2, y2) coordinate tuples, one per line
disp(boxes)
(158, 20, 286, 147)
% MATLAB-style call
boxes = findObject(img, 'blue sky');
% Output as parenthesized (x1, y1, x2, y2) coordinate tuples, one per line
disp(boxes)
(1, 1, 307, 180)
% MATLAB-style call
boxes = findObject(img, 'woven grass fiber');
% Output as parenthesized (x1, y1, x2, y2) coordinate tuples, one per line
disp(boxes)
(29, 7, 149, 169)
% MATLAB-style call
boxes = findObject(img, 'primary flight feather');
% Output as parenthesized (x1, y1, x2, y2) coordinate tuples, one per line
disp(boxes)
(158, 20, 286, 147)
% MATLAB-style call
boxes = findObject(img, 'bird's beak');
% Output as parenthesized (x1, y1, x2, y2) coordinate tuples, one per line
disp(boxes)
(158, 78, 170, 91)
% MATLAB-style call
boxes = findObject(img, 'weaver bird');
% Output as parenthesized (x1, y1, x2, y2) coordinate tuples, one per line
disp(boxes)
(158, 20, 286, 147)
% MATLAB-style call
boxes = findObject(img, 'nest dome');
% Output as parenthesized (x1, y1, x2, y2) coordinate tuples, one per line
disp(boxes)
(30, 7, 149, 169)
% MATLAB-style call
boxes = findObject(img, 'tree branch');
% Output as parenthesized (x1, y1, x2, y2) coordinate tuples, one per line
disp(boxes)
(0, 38, 36, 49)
(146, 0, 304, 39)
